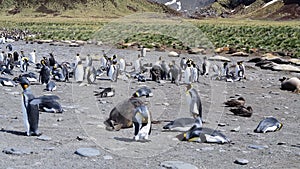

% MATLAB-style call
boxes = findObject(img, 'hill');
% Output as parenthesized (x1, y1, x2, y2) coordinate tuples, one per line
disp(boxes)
(0, 0, 181, 18)
(154, 0, 300, 20)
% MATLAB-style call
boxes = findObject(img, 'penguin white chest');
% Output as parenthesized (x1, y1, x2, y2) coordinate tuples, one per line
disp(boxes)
(75, 65, 84, 82)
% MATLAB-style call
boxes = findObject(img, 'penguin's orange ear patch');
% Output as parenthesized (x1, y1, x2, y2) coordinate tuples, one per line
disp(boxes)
(23, 84, 28, 89)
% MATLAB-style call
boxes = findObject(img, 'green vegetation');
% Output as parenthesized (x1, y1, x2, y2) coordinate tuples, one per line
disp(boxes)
(192, 19, 300, 57)
(0, 16, 299, 57)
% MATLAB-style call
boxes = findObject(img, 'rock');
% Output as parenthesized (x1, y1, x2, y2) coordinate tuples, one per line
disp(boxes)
(37, 135, 52, 141)
(103, 155, 113, 160)
(2, 148, 32, 155)
(218, 123, 226, 127)
(75, 148, 100, 157)
(275, 107, 280, 110)
(200, 147, 214, 151)
(277, 142, 287, 145)
(248, 145, 268, 150)
(57, 117, 63, 122)
(231, 126, 240, 132)
(160, 161, 198, 169)
(234, 158, 249, 165)
(162, 103, 170, 106)
(43, 147, 55, 151)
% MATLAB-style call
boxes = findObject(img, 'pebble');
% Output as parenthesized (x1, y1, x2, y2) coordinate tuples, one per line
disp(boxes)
(277, 142, 287, 145)
(75, 148, 100, 157)
(103, 155, 113, 160)
(160, 161, 198, 169)
(99, 100, 107, 104)
(37, 135, 52, 141)
(2, 148, 32, 155)
(234, 158, 249, 165)
(43, 147, 55, 151)
(162, 103, 170, 106)
(57, 117, 63, 122)
(269, 91, 280, 95)
(231, 126, 240, 132)
(248, 145, 268, 150)
(200, 147, 214, 151)
(218, 123, 226, 127)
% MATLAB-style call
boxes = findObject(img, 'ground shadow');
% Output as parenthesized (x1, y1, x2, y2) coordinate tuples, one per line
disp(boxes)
(0, 129, 26, 136)
(114, 137, 151, 143)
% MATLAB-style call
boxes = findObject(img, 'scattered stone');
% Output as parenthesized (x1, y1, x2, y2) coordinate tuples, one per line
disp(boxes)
(160, 161, 198, 169)
(248, 145, 268, 150)
(76, 136, 88, 141)
(234, 158, 249, 165)
(231, 126, 240, 132)
(277, 142, 287, 145)
(218, 123, 226, 127)
(200, 147, 214, 151)
(57, 117, 63, 122)
(162, 103, 170, 106)
(43, 147, 55, 151)
(37, 135, 52, 141)
(2, 148, 32, 155)
(75, 148, 100, 157)
(269, 91, 280, 95)
(103, 155, 113, 160)
(99, 100, 107, 104)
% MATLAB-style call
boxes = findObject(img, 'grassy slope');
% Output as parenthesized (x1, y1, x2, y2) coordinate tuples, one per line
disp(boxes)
(0, 0, 299, 57)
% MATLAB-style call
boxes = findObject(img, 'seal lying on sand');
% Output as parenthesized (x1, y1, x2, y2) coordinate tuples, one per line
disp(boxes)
(104, 98, 145, 131)
(279, 77, 300, 93)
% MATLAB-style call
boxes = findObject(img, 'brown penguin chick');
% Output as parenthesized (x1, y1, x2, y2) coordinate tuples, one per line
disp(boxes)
(230, 106, 253, 117)
(224, 97, 245, 107)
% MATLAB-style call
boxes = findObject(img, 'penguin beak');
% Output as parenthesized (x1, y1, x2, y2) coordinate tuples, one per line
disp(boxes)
(277, 123, 283, 131)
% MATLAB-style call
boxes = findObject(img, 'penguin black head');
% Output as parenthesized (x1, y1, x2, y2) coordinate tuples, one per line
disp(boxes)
(19, 77, 30, 90)
(186, 84, 192, 91)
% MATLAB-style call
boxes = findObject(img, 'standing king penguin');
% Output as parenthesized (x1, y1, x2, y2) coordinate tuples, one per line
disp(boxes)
(132, 105, 152, 141)
(186, 84, 202, 119)
(74, 60, 84, 82)
(20, 77, 41, 136)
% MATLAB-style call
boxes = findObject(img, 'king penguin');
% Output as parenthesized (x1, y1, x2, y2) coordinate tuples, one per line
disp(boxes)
(39, 60, 51, 85)
(19, 77, 41, 136)
(132, 105, 152, 141)
(45, 81, 56, 92)
(186, 84, 202, 118)
(132, 86, 153, 98)
(254, 117, 283, 133)
(177, 117, 230, 144)
(74, 60, 84, 82)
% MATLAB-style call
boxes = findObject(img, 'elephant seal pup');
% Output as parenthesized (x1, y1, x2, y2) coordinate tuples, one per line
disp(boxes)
(104, 98, 144, 131)
(279, 77, 300, 93)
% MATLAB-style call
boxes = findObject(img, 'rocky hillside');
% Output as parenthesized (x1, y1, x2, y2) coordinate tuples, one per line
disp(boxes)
(154, 0, 300, 20)
(0, 0, 181, 18)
